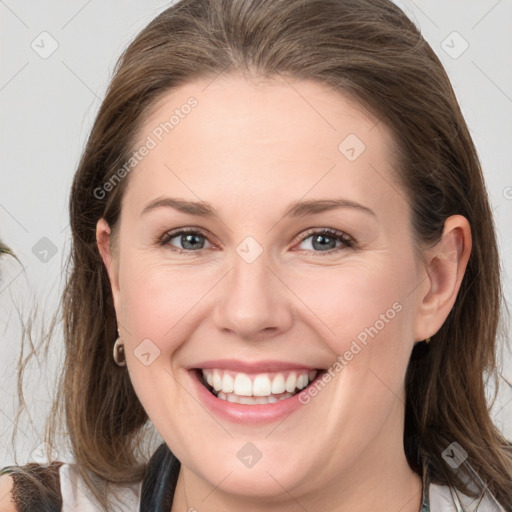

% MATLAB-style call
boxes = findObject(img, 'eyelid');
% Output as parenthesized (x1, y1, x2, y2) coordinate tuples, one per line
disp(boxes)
(291, 227, 354, 247)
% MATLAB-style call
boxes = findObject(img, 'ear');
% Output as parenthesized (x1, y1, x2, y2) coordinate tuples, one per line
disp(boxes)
(96, 218, 122, 317)
(413, 214, 472, 341)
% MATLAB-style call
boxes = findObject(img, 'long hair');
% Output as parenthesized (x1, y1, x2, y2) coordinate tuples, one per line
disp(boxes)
(11, 0, 512, 509)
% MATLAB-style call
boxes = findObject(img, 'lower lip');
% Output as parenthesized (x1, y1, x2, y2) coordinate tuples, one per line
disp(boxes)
(189, 370, 321, 425)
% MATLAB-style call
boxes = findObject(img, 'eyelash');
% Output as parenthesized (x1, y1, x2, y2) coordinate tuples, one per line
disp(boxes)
(157, 227, 355, 256)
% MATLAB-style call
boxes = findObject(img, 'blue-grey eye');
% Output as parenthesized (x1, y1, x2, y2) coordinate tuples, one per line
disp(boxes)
(166, 231, 209, 251)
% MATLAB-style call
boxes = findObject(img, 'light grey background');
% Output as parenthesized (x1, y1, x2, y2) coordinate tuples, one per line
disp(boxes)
(1, 0, 511, 466)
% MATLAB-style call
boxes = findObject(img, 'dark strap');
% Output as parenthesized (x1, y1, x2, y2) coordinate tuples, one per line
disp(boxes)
(1, 462, 63, 512)
(1, 444, 180, 512)
(139, 443, 181, 511)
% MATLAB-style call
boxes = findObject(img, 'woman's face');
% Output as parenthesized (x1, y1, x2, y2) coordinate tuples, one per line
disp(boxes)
(98, 74, 436, 501)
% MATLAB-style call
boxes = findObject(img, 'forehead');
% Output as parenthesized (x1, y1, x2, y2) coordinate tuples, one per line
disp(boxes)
(123, 73, 406, 224)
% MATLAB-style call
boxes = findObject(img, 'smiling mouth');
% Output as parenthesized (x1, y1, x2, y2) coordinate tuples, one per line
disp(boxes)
(194, 368, 325, 405)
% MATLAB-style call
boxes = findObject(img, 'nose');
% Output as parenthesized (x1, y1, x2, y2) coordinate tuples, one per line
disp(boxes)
(212, 250, 294, 341)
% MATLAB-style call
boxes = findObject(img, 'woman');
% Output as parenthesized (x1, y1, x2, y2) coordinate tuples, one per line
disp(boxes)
(1, 0, 511, 510)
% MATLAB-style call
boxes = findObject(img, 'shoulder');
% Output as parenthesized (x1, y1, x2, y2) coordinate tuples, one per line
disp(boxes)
(0, 473, 17, 511)
(60, 463, 141, 510)
(1, 461, 143, 511)
(422, 456, 507, 512)
(429, 481, 506, 512)
(0, 462, 63, 512)
(1, 445, 176, 512)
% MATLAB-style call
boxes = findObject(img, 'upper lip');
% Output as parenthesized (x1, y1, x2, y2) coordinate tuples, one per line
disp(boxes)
(188, 359, 322, 373)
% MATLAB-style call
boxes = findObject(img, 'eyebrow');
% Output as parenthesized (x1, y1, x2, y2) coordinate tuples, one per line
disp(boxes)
(140, 197, 376, 219)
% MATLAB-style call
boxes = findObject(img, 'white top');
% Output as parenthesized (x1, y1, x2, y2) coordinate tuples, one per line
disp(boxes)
(429, 482, 505, 512)
(58, 462, 505, 512)
(60, 464, 141, 512)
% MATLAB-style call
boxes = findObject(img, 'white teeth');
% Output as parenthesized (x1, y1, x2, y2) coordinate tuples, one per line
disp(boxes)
(271, 373, 286, 394)
(217, 392, 293, 404)
(233, 373, 253, 396)
(200, 368, 318, 401)
(285, 372, 297, 393)
(297, 373, 308, 389)
(212, 370, 222, 391)
(253, 375, 272, 396)
(221, 373, 234, 393)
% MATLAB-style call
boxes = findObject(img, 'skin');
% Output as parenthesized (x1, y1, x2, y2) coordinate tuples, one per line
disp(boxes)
(0, 475, 16, 512)
(97, 73, 471, 512)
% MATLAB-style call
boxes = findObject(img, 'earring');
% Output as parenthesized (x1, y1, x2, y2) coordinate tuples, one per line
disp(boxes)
(425, 337, 431, 344)
(113, 336, 126, 367)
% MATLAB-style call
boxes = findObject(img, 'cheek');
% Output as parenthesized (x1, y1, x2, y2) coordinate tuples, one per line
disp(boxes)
(288, 255, 417, 385)
(289, 259, 416, 447)
(295, 258, 412, 335)
(118, 256, 209, 342)
(117, 260, 197, 423)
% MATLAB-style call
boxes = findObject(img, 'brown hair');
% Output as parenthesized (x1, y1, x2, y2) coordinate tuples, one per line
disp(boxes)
(11, 0, 512, 509)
